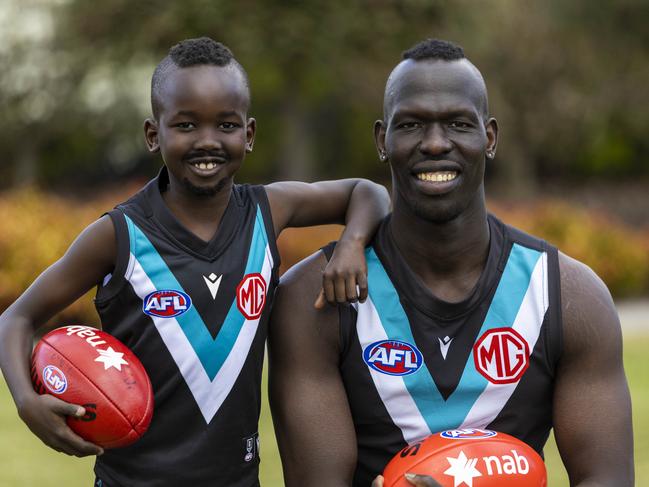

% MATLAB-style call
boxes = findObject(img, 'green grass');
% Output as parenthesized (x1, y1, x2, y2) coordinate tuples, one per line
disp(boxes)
(0, 370, 283, 487)
(2, 335, 646, 486)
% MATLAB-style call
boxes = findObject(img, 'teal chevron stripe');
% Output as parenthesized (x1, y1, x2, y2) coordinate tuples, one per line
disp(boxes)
(457, 243, 543, 396)
(367, 242, 542, 431)
(125, 206, 269, 380)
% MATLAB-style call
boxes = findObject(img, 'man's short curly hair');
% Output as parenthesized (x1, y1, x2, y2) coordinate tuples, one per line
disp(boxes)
(151, 37, 249, 118)
(402, 38, 465, 62)
(383, 38, 489, 120)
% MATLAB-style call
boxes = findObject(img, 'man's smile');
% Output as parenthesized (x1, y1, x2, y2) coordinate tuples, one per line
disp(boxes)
(409, 161, 462, 195)
(415, 171, 458, 182)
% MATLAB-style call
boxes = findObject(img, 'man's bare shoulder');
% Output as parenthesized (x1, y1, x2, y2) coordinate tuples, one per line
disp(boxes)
(279, 250, 329, 292)
(558, 251, 622, 355)
(272, 250, 340, 349)
(552, 255, 633, 486)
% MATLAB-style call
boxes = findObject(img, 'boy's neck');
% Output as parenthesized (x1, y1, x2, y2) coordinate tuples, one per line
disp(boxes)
(161, 177, 233, 243)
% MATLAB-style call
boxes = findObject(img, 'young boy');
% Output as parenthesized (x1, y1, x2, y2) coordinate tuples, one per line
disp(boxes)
(0, 37, 389, 487)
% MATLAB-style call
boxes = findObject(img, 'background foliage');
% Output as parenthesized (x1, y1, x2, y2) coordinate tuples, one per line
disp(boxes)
(1, 188, 647, 326)
(1, 0, 648, 194)
(0, 2, 646, 485)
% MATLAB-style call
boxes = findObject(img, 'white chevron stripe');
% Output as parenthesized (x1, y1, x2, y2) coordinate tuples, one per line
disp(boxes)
(126, 244, 274, 423)
(460, 252, 549, 428)
(355, 298, 431, 444)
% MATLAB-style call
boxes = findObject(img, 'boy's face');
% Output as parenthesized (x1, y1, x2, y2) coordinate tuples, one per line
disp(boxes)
(145, 64, 255, 197)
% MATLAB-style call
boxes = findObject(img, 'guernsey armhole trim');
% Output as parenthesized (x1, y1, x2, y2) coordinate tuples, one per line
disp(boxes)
(95, 209, 131, 304)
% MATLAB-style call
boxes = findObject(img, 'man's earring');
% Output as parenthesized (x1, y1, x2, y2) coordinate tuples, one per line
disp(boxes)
(379, 151, 387, 162)
(486, 150, 495, 159)
(246, 144, 253, 153)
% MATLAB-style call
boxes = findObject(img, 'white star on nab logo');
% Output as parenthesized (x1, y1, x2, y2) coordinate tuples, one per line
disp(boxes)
(444, 450, 482, 487)
(95, 347, 129, 371)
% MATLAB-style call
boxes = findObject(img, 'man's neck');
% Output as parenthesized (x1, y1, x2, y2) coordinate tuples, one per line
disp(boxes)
(388, 201, 491, 303)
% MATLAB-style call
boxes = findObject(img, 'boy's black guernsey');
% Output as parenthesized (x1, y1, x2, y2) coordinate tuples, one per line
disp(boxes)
(94, 168, 280, 487)
(326, 214, 562, 486)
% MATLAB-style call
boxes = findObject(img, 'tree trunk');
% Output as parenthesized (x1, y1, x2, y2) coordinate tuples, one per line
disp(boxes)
(13, 142, 38, 187)
(277, 96, 316, 182)
(490, 143, 537, 200)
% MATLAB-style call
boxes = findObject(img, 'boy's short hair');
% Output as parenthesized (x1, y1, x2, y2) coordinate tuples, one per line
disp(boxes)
(151, 37, 250, 118)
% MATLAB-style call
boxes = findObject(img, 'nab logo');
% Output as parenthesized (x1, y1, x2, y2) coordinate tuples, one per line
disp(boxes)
(363, 340, 423, 376)
(143, 290, 192, 318)
(441, 429, 498, 440)
(42, 365, 68, 394)
(444, 449, 532, 487)
(474, 327, 530, 384)
(237, 273, 267, 320)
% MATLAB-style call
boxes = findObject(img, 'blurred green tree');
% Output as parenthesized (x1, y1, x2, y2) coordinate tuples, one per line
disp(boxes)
(1, 0, 647, 194)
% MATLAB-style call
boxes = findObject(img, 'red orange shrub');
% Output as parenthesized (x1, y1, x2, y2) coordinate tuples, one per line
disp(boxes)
(0, 186, 137, 326)
(0, 189, 646, 326)
(490, 200, 649, 298)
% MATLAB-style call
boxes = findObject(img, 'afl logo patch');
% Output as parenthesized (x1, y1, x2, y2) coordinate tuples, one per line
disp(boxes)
(440, 428, 498, 440)
(363, 340, 423, 376)
(42, 365, 68, 394)
(143, 290, 192, 318)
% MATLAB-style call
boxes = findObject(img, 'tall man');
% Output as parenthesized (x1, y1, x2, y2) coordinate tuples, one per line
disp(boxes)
(269, 39, 634, 486)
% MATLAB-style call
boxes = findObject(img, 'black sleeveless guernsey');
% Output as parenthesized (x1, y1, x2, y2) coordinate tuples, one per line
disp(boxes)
(325, 214, 562, 486)
(93, 168, 280, 486)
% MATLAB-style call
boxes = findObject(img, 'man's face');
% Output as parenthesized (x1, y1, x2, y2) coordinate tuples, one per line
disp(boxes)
(145, 64, 255, 197)
(375, 59, 497, 223)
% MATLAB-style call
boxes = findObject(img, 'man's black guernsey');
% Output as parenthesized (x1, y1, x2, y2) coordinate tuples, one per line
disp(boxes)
(325, 214, 562, 486)
(94, 168, 280, 487)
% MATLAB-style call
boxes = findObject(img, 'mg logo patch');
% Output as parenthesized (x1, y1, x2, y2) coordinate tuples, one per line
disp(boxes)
(42, 365, 68, 394)
(441, 429, 498, 440)
(237, 273, 267, 320)
(363, 340, 423, 376)
(473, 327, 530, 384)
(143, 290, 192, 318)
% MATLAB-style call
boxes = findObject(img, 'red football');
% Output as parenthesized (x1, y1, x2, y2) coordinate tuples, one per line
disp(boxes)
(383, 429, 546, 487)
(31, 325, 154, 449)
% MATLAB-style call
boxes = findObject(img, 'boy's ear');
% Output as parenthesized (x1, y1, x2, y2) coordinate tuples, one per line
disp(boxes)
(144, 118, 160, 153)
(245, 117, 256, 153)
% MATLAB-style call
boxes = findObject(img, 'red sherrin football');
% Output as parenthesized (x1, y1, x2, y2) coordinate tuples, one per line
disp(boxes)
(31, 325, 154, 449)
(383, 429, 547, 487)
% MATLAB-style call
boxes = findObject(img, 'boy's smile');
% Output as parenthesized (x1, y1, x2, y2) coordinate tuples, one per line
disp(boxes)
(145, 64, 255, 198)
